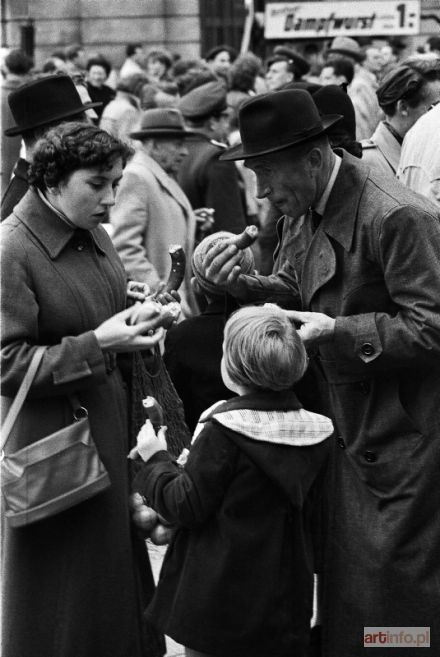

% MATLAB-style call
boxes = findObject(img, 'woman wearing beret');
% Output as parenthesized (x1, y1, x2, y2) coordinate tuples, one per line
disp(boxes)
(1, 122, 166, 657)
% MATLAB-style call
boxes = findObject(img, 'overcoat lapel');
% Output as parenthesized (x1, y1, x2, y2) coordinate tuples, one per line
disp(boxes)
(135, 149, 192, 216)
(371, 121, 401, 173)
(300, 151, 368, 309)
(301, 229, 336, 309)
(134, 149, 196, 261)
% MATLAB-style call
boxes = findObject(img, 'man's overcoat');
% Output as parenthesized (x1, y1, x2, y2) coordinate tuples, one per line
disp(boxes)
(240, 151, 440, 657)
(177, 134, 247, 234)
(111, 148, 197, 315)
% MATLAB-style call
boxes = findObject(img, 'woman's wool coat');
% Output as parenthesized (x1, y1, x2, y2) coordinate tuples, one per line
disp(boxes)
(1, 190, 164, 657)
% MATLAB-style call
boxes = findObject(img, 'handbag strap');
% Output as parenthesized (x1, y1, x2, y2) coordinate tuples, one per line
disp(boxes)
(1, 346, 46, 451)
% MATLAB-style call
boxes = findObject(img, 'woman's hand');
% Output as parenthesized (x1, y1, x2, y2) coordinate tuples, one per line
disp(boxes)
(94, 306, 164, 352)
(128, 419, 168, 462)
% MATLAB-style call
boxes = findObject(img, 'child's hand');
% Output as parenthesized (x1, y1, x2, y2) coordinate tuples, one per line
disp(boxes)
(128, 419, 168, 462)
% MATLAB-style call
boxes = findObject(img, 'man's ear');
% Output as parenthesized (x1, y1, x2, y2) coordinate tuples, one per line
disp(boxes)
(308, 147, 324, 174)
(397, 98, 409, 117)
(207, 116, 217, 133)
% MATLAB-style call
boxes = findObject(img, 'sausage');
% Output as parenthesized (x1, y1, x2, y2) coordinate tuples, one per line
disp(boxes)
(230, 225, 259, 250)
(164, 244, 186, 293)
(142, 396, 164, 431)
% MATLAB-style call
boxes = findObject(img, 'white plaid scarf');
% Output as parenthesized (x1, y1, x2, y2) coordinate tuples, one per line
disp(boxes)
(193, 402, 333, 447)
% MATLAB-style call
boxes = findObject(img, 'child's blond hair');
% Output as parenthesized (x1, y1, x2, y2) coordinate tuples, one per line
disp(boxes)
(223, 305, 308, 392)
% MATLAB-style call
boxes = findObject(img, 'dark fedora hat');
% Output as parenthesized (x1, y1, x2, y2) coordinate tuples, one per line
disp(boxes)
(4, 74, 102, 136)
(129, 107, 196, 140)
(312, 84, 356, 142)
(220, 89, 342, 161)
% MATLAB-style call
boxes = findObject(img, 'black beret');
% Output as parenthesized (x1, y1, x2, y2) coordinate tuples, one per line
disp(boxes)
(204, 44, 238, 62)
(377, 65, 423, 107)
(178, 81, 228, 120)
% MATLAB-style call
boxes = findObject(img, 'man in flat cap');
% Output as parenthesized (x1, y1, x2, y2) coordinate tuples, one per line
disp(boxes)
(110, 108, 198, 316)
(177, 80, 246, 235)
(265, 46, 310, 91)
(1, 73, 100, 221)
(204, 44, 238, 83)
(363, 57, 440, 177)
(198, 88, 440, 657)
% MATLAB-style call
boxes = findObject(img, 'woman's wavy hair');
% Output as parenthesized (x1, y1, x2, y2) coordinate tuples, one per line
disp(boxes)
(29, 122, 133, 191)
(223, 305, 308, 392)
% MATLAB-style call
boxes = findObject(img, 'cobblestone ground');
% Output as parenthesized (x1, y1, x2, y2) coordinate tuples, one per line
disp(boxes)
(148, 541, 185, 657)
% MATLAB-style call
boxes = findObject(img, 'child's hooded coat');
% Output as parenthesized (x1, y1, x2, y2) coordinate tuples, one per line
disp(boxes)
(135, 390, 332, 657)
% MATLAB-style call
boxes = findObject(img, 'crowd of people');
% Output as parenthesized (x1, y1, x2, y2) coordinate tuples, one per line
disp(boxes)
(1, 30, 440, 657)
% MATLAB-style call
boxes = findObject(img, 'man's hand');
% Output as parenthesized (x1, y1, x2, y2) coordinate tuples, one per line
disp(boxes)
(204, 241, 247, 295)
(284, 310, 335, 346)
(153, 281, 181, 306)
(128, 419, 168, 462)
(194, 207, 215, 237)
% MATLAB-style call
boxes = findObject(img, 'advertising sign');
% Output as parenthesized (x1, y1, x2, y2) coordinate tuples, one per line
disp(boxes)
(264, 1, 420, 39)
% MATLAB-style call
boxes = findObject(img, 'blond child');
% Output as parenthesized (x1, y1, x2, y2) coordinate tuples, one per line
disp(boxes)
(131, 305, 333, 657)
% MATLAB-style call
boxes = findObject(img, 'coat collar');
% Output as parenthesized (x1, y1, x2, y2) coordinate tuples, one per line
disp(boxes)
(300, 150, 369, 308)
(133, 148, 193, 216)
(371, 121, 401, 173)
(13, 188, 108, 259)
(320, 149, 368, 252)
(205, 390, 303, 418)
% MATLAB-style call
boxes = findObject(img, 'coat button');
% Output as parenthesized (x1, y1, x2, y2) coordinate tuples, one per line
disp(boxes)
(337, 436, 346, 449)
(77, 244, 85, 251)
(364, 450, 377, 463)
(361, 342, 375, 356)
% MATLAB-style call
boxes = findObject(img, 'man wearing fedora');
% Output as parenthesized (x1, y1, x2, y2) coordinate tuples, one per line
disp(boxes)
(1, 73, 101, 221)
(110, 107, 198, 317)
(1, 48, 33, 191)
(199, 88, 440, 656)
(326, 36, 383, 140)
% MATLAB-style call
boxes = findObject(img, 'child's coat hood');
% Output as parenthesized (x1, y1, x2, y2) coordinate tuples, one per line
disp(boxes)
(194, 391, 333, 503)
